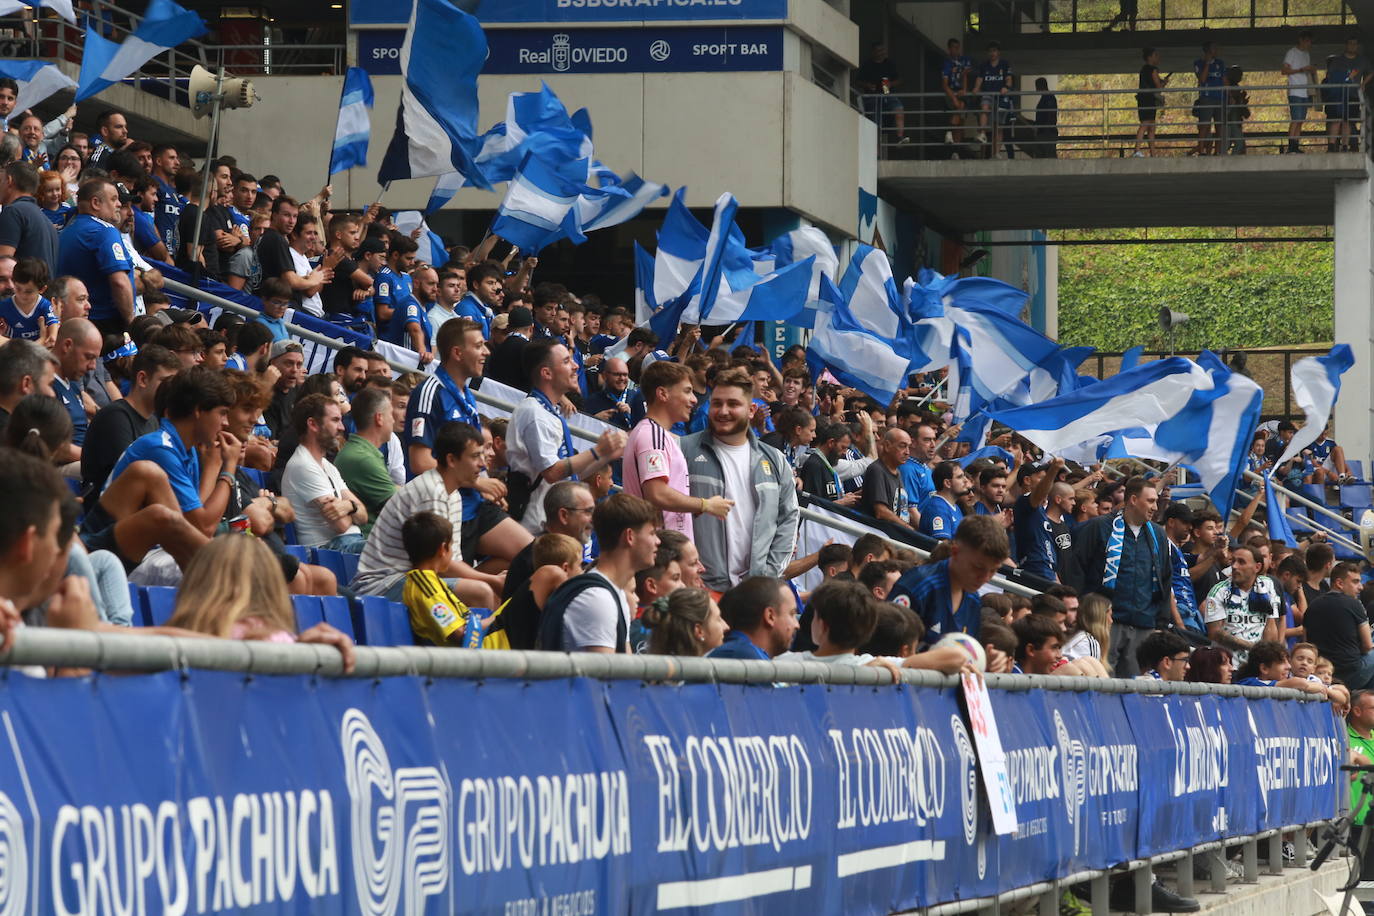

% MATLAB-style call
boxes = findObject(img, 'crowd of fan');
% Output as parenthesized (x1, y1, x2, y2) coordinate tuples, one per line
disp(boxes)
(0, 93, 1363, 731)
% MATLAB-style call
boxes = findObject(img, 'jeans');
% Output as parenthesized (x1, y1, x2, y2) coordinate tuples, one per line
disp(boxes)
(1223, 120, 1246, 154)
(324, 532, 367, 554)
(1341, 650, 1374, 690)
(1289, 96, 1310, 122)
(381, 574, 461, 602)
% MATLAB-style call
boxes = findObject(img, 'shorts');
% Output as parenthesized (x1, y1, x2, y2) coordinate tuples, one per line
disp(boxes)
(944, 93, 973, 112)
(460, 499, 509, 564)
(862, 95, 904, 121)
(81, 523, 136, 573)
(1137, 105, 1158, 123)
(1289, 95, 1310, 121)
(1194, 100, 1222, 123)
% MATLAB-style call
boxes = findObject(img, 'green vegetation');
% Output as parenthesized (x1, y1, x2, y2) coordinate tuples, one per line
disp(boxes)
(1055, 227, 1333, 350)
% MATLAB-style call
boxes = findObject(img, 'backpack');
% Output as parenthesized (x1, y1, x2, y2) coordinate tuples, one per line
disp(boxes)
(535, 572, 628, 653)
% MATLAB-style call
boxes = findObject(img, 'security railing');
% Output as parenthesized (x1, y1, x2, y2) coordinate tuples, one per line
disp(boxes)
(863, 82, 1366, 159)
(0, 3, 345, 110)
(976, 0, 1355, 34)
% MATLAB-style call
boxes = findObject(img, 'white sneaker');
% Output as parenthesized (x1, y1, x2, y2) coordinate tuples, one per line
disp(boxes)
(976, 132, 988, 144)
(1132, 150, 1146, 157)
(944, 130, 954, 144)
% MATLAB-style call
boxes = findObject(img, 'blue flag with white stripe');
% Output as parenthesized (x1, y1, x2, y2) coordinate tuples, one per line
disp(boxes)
(471, 83, 591, 186)
(76, 0, 206, 102)
(681, 193, 814, 325)
(807, 275, 920, 405)
(1265, 474, 1299, 548)
(0, 0, 74, 22)
(489, 151, 590, 253)
(0, 61, 75, 119)
(329, 67, 373, 175)
(651, 189, 709, 313)
(574, 172, 668, 236)
(377, 0, 491, 190)
(424, 171, 464, 215)
(753, 227, 838, 329)
(1274, 344, 1355, 468)
(392, 211, 447, 266)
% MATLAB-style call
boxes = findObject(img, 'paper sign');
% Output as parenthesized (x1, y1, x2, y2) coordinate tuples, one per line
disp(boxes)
(962, 672, 1019, 834)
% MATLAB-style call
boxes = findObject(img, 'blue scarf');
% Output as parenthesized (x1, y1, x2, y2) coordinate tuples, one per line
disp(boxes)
(1170, 542, 1205, 633)
(436, 367, 480, 430)
(531, 388, 575, 464)
(1103, 513, 1159, 590)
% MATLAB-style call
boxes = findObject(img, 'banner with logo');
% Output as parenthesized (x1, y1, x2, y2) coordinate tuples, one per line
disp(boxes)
(0, 669, 1342, 914)
(350, 0, 788, 27)
(356, 26, 784, 76)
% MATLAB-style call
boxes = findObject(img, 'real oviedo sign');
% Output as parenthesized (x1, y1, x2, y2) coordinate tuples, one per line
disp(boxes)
(357, 25, 783, 76)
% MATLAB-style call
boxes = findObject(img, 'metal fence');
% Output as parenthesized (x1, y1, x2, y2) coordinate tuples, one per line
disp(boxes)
(973, 0, 1355, 34)
(864, 82, 1366, 159)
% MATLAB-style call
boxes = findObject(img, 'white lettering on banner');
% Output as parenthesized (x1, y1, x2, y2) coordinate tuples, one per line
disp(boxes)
(1165, 702, 1228, 796)
(1052, 709, 1138, 857)
(828, 726, 947, 832)
(456, 772, 630, 876)
(642, 733, 813, 855)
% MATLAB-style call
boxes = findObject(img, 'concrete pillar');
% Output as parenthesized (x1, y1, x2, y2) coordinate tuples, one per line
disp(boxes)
(1334, 177, 1374, 468)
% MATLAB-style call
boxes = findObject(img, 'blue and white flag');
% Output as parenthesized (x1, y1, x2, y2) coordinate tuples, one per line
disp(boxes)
(574, 172, 668, 236)
(489, 151, 590, 253)
(633, 241, 656, 328)
(75, 0, 206, 101)
(681, 193, 813, 325)
(471, 83, 591, 186)
(1113, 351, 1263, 518)
(392, 211, 447, 267)
(651, 188, 709, 312)
(957, 445, 1017, 469)
(753, 227, 838, 328)
(0, 61, 76, 117)
(0, 0, 74, 23)
(1274, 344, 1355, 468)
(425, 171, 464, 215)
(1265, 474, 1299, 548)
(807, 275, 919, 405)
(987, 356, 1210, 455)
(328, 67, 374, 175)
(377, 0, 490, 190)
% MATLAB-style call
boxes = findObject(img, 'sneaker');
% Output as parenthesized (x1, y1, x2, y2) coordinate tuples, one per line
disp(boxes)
(976, 132, 988, 143)
(897, 135, 911, 145)
(944, 130, 955, 144)
(1132, 150, 1146, 157)
(1110, 879, 1201, 913)
(1058, 889, 1091, 916)
(1283, 841, 1296, 862)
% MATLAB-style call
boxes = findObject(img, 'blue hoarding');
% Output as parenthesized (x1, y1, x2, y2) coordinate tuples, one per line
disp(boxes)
(0, 669, 1343, 914)
(351, 0, 788, 27)
(356, 25, 783, 76)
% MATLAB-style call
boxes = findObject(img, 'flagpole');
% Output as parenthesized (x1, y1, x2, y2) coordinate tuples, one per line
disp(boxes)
(188, 66, 226, 283)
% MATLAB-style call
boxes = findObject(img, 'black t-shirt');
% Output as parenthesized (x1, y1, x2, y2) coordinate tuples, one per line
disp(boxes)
(861, 461, 904, 520)
(263, 387, 298, 441)
(1302, 581, 1325, 611)
(320, 255, 361, 316)
(257, 229, 295, 288)
(1138, 64, 1162, 106)
(80, 398, 156, 495)
(1049, 515, 1073, 567)
(856, 58, 899, 90)
(1184, 546, 1225, 596)
(176, 204, 235, 279)
(488, 334, 530, 391)
(503, 541, 536, 603)
(801, 451, 842, 500)
(1304, 592, 1368, 673)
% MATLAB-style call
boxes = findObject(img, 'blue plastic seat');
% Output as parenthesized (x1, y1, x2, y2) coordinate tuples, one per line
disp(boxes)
(354, 595, 414, 646)
(314, 549, 360, 589)
(127, 583, 147, 626)
(1348, 459, 1365, 482)
(1340, 483, 1373, 511)
(143, 586, 178, 626)
(292, 595, 325, 632)
(319, 595, 355, 640)
(283, 544, 312, 564)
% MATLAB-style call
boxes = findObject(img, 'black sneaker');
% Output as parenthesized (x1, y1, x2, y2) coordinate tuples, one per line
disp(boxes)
(1109, 879, 1201, 913)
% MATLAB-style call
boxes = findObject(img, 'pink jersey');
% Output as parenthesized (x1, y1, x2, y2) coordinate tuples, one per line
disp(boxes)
(623, 417, 692, 537)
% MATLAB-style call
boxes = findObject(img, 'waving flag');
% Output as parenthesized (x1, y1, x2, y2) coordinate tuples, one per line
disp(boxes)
(987, 357, 1210, 455)
(681, 193, 814, 326)
(1266, 474, 1299, 548)
(574, 172, 667, 236)
(425, 171, 464, 215)
(753, 227, 838, 328)
(392, 211, 447, 267)
(807, 276, 919, 405)
(652, 189, 710, 312)
(377, 0, 491, 190)
(76, 0, 206, 102)
(0, 61, 76, 116)
(329, 67, 374, 175)
(1274, 344, 1355, 468)
(471, 83, 591, 186)
(489, 151, 590, 253)
(0, 0, 74, 22)
(1111, 352, 1263, 518)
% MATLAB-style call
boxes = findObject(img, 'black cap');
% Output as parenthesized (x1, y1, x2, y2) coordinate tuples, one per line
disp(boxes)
(507, 306, 534, 329)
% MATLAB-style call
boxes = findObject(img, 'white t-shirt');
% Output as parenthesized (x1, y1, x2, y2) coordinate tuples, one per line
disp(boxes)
(561, 569, 633, 652)
(1203, 576, 1280, 664)
(1284, 47, 1312, 95)
(507, 396, 572, 534)
(1062, 630, 1101, 661)
(385, 432, 406, 486)
(716, 441, 756, 586)
(289, 248, 324, 317)
(282, 447, 360, 547)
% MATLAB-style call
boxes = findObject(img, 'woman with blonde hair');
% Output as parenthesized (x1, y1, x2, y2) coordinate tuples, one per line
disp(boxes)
(642, 588, 728, 657)
(1062, 592, 1111, 667)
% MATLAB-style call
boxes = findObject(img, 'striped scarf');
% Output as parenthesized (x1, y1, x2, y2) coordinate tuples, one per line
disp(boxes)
(1103, 512, 1126, 589)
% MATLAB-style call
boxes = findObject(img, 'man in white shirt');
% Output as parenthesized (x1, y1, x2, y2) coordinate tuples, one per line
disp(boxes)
(287, 216, 329, 317)
(507, 338, 626, 534)
(1282, 30, 1318, 153)
(427, 267, 464, 333)
(281, 393, 368, 551)
(538, 493, 659, 653)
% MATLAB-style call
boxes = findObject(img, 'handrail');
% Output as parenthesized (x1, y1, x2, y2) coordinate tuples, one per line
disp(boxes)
(0, 627, 1322, 697)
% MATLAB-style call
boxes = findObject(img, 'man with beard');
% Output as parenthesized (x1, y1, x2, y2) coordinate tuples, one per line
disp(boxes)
(281, 393, 368, 552)
(800, 421, 861, 506)
(681, 367, 799, 592)
(333, 346, 371, 398)
(918, 460, 971, 540)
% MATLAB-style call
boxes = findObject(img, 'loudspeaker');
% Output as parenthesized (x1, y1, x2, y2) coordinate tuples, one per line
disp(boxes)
(189, 65, 256, 119)
(1157, 307, 1190, 331)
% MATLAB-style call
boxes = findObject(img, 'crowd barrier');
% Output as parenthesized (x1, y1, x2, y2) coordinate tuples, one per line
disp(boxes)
(0, 630, 1344, 915)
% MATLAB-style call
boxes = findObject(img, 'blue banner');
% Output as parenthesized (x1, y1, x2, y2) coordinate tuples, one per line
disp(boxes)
(356, 25, 783, 76)
(351, 0, 787, 26)
(0, 670, 1343, 914)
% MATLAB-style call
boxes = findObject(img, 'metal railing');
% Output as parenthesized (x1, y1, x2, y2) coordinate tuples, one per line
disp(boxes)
(0, 3, 345, 111)
(863, 82, 1367, 159)
(975, 0, 1355, 35)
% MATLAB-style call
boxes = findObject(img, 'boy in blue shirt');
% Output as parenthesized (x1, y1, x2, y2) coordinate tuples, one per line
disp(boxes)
(917, 459, 969, 540)
(974, 42, 1014, 156)
(254, 277, 291, 342)
(372, 235, 416, 335)
(0, 257, 58, 346)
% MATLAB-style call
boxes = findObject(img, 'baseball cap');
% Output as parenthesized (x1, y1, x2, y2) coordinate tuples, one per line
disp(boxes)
(269, 339, 303, 361)
(507, 306, 534, 329)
